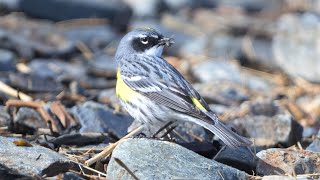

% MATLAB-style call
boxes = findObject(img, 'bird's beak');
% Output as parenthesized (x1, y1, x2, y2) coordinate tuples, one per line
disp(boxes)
(158, 37, 174, 47)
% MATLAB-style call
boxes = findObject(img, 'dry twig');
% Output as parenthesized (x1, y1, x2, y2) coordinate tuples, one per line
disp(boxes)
(6, 99, 60, 134)
(114, 157, 139, 180)
(0, 81, 32, 101)
(85, 125, 144, 166)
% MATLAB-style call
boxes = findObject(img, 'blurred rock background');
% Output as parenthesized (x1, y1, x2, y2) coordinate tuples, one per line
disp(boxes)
(0, 0, 319, 179)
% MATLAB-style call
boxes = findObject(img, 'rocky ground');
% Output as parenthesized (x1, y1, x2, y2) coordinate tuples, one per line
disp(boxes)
(0, 0, 319, 179)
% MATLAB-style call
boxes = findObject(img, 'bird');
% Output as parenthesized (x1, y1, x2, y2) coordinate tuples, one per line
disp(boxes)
(115, 28, 252, 148)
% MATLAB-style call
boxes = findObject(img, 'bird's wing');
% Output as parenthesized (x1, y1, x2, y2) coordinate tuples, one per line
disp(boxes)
(120, 59, 210, 121)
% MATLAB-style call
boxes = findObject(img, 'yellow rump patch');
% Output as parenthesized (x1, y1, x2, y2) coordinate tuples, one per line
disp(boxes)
(116, 69, 139, 102)
(191, 97, 207, 111)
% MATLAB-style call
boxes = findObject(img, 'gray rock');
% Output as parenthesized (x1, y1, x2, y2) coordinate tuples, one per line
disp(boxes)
(256, 148, 320, 176)
(52, 172, 85, 180)
(124, 0, 164, 18)
(192, 9, 274, 38)
(164, 0, 216, 10)
(208, 104, 229, 115)
(87, 53, 117, 78)
(163, 0, 192, 10)
(193, 60, 272, 91)
(0, 15, 75, 59)
(9, 73, 62, 92)
(180, 35, 208, 58)
(79, 77, 116, 91)
(193, 60, 242, 83)
(97, 88, 120, 105)
(61, 25, 117, 50)
(70, 101, 133, 138)
(107, 138, 248, 180)
(242, 37, 277, 70)
(231, 100, 303, 147)
(214, 146, 258, 173)
(282, 0, 320, 14)
(208, 34, 242, 59)
(0, 164, 30, 179)
(14, 107, 47, 134)
(273, 13, 320, 83)
(61, 172, 86, 180)
(242, 73, 272, 91)
(0, 49, 16, 71)
(28, 59, 87, 81)
(193, 82, 249, 106)
(19, 0, 132, 31)
(0, 105, 10, 127)
(0, 0, 20, 11)
(0, 136, 75, 177)
(216, 0, 281, 12)
(306, 130, 320, 152)
(303, 127, 318, 139)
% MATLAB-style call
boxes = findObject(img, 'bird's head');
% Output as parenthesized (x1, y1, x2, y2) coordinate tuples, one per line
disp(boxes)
(116, 28, 174, 59)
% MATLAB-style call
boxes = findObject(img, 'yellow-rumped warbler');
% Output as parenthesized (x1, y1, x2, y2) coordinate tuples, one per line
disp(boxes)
(115, 28, 251, 148)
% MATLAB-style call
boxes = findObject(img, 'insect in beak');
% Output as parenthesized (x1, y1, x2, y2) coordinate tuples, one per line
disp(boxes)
(158, 37, 174, 47)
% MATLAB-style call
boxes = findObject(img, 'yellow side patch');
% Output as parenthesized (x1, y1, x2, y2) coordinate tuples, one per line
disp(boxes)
(191, 97, 207, 111)
(116, 69, 139, 102)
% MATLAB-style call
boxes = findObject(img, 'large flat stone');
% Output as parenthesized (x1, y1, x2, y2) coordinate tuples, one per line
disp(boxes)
(107, 138, 248, 180)
(0, 136, 75, 177)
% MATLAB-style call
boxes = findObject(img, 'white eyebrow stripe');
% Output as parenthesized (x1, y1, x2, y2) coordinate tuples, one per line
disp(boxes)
(151, 34, 159, 38)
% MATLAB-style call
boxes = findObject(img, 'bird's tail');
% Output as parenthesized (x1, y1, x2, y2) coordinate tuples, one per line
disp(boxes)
(208, 121, 252, 148)
(196, 112, 252, 148)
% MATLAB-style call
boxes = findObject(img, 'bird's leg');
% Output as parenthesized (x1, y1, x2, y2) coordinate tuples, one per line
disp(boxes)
(161, 125, 177, 142)
(152, 121, 174, 138)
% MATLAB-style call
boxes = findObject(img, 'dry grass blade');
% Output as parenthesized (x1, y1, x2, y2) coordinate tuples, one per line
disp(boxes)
(76, 41, 94, 60)
(218, 170, 225, 180)
(6, 99, 41, 108)
(85, 125, 144, 166)
(289, 156, 297, 180)
(37, 107, 60, 134)
(0, 81, 32, 101)
(58, 102, 78, 127)
(186, 131, 205, 142)
(69, 170, 109, 180)
(172, 129, 189, 143)
(6, 99, 60, 134)
(114, 157, 139, 180)
(50, 101, 78, 129)
(74, 161, 108, 178)
(51, 101, 67, 128)
(0, 126, 8, 134)
(55, 18, 109, 27)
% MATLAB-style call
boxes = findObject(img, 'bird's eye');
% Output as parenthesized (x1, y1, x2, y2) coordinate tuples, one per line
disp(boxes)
(140, 37, 148, 44)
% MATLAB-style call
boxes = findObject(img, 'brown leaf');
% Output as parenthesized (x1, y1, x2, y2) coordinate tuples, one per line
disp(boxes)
(13, 139, 32, 147)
